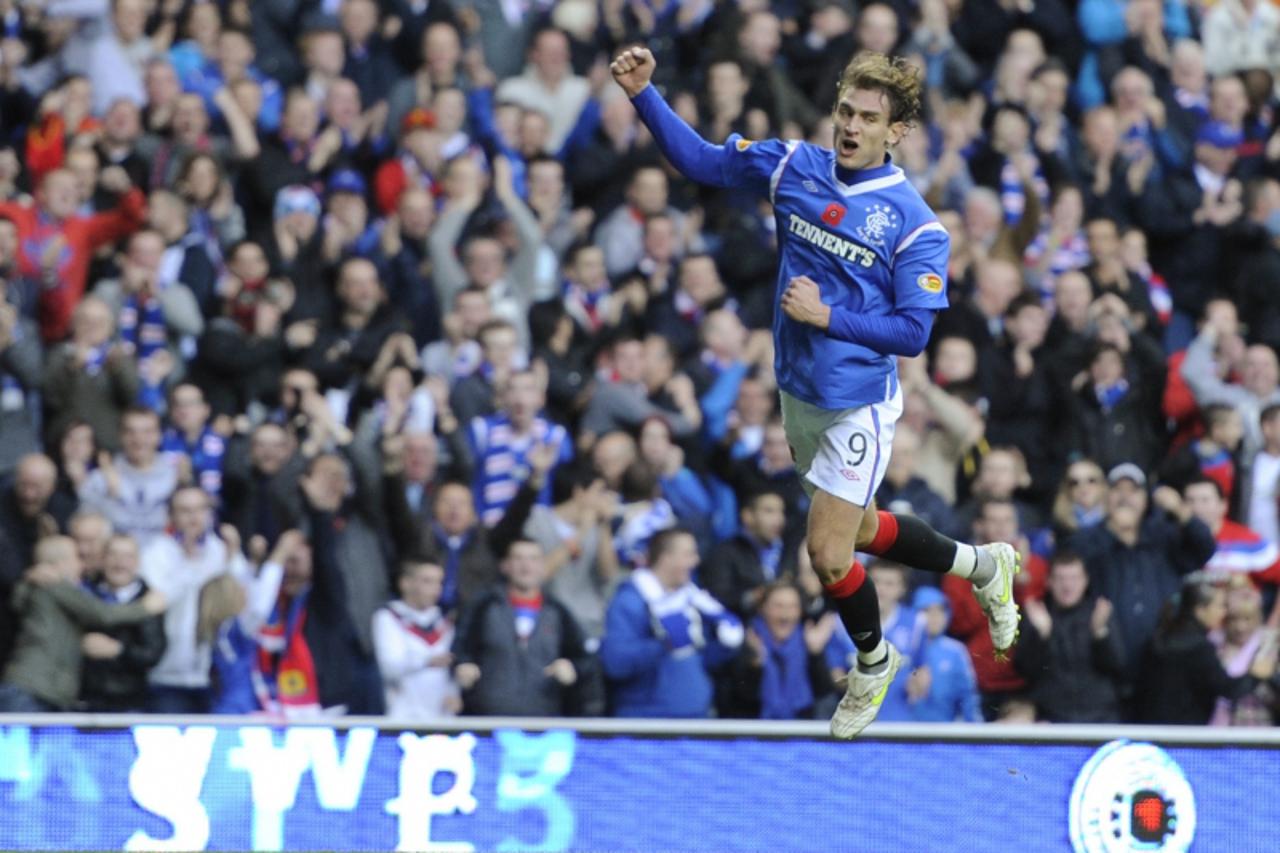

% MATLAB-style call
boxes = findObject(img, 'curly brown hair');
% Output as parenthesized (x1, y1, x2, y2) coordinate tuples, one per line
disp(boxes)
(835, 52, 924, 127)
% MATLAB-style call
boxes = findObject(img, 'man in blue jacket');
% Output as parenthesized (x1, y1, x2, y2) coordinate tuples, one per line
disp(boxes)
(600, 528, 744, 717)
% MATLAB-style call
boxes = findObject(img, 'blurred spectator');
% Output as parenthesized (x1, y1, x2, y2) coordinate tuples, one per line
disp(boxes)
(876, 425, 956, 535)
(598, 167, 692, 280)
(0, 453, 72, 570)
(467, 369, 571, 527)
(495, 27, 591, 153)
(448, 319, 522, 425)
(68, 509, 112, 581)
(1065, 333, 1165, 474)
(400, 439, 553, 616)
(720, 582, 837, 720)
(93, 229, 205, 391)
(291, 454, 387, 715)
(1202, 0, 1280, 87)
(0, 535, 164, 712)
(1228, 177, 1280, 352)
(0, 165, 145, 341)
(1181, 323, 1280, 457)
(1159, 404, 1243, 502)
(1184, 476, 1280, 602)
(601, 528, 744, 717)
(339, 0, 401, 108)
(1070, 464, 1216, 680)
(944, 498, 1043, 718)
(611, 460, 676, 569)
(140, 486, 246, 713)
(428, 155, 545, 345)
(1245, 404, 1280, 548)
(523, 463, 621, 641)
(1016, 551, 1125, 723)
(221, 422, 302, 551)
(1137, 574, 1279, 724)
(43, 297, 139, 450)
(984, 293, 1055, 495)
(1050, 458, 1109, 540)
(948, 446, 1042, 542)
(453, 537, 593, 716)
(580, 334, 702, 440)
(896, 354, 984, 505)
(1211, 582, 1280, 726)
(78, 406, 181, 546)
(0, 286, 42, 475)
(702, 490, 791, 620)
(636, 415, 713, 549)
(0, 452, 73, 664)
(373, 559, 461, 720)
(79, 533, 167, 712)
(203, 532, 292, 715)
(160, 383, 225, 501)
(903, 586, 983, 723)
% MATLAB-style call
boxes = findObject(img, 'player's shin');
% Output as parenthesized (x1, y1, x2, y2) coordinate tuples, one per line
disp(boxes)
(864, 511, 996, 587)
(822, 561, 888, 672)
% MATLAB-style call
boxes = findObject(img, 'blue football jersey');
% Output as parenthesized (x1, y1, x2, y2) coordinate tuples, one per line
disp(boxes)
(720, 136, 950, 410)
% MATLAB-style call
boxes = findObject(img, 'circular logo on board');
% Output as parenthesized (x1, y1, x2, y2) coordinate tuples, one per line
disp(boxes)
(1069, 740, 1196, 853)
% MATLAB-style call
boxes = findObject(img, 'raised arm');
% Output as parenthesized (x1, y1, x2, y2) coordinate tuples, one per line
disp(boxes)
(610, 47, 789, 194)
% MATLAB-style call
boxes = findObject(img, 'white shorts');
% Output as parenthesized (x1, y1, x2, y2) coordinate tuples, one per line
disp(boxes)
(780, 387, 903, 508)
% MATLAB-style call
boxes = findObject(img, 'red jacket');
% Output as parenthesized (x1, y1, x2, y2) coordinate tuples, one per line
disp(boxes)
(943, 552, 1047, 694)
(0, 190, 146, 341)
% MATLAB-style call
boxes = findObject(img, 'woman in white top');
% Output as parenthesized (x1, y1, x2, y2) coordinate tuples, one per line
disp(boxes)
(373, 560, 461, 720)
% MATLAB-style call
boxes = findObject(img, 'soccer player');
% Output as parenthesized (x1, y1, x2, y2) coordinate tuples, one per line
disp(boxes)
(610, 47, 1021, 738)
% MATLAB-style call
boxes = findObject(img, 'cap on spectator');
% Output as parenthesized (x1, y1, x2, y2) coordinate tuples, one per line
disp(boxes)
(273, 185, 321, 220)
(1107, 462, 1147, 488)
(1195, 121, 1243, 150)
(912, 586, 949, 612)
(401, 108, 437, 135)
(327, 169, 368, 198)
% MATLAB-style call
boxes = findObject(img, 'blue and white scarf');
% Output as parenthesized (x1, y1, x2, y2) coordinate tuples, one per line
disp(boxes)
(753, 615, 814, 720)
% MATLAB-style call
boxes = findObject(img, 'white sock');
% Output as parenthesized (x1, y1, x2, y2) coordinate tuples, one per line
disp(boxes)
(947, 543, 977, 579)
(856, 639, 889, 671)
(950, 544, 998, 587)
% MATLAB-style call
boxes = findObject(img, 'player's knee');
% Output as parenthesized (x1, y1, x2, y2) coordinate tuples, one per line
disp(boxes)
(807, 534, 854, 584)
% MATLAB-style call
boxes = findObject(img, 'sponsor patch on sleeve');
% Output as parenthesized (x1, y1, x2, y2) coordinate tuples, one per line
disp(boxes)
(917, 273, 944, 293)
(734, 138, 754, 151)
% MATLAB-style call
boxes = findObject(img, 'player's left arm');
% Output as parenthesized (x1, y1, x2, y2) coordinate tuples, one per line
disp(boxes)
(781, 224, 949, 357)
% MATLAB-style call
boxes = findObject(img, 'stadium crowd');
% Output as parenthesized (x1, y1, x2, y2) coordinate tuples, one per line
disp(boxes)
(0, 0, 1279, 727)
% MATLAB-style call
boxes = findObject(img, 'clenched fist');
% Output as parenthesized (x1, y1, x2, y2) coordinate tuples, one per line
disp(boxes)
(610, 47, 655, 98)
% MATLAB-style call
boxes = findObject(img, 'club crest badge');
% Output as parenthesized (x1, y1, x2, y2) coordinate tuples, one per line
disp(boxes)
(855, 204, 898, 247)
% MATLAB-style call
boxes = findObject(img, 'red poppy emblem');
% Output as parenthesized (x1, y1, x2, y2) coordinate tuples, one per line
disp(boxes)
(822, 203, 846, 226)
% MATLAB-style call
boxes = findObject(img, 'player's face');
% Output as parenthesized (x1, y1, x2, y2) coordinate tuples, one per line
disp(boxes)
(831, 88, 905, 171)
